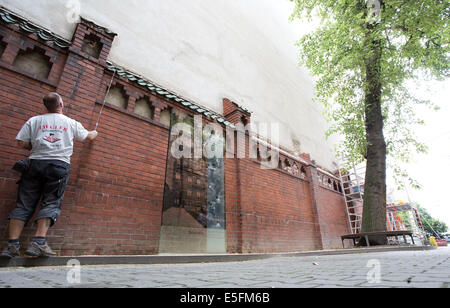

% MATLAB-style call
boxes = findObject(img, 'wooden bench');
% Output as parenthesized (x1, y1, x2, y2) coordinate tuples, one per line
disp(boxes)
(341, 231, 415, 248)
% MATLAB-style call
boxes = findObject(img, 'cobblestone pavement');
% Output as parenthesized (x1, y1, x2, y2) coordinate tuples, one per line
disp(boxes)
(0, 247, 448, 288)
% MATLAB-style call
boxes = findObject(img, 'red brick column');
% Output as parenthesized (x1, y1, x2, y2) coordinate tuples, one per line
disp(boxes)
(306, 164, 324, 250)
(223, 99, 255, 253)
(223, 98, 251, 125)
(47, 19, 170, 255)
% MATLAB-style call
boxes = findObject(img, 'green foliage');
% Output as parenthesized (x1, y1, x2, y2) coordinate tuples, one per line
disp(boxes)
(290, 0, 449, 182)
(415, 203, 449, 236)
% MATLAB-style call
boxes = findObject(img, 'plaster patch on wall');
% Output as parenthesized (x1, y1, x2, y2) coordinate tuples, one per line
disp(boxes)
(12, 47, 52, 79)
(160, 109, 171, 126)
(292, 138, 301, 156)
(0, 0, 339, 170)
(134, 97, 154, 119)
(105, 85, 128, 109)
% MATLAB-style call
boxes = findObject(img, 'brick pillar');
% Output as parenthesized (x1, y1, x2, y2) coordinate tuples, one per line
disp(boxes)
(56, 19, 116, 176)
(223, 98, 251, 126)
(223, 98, 260, 253)
(49, 18, 117, 247)
(224, 113, 259, 253)
(57, 20, 116, 120)
(306, 164, 324, 250)
(0, 34, 19, 64)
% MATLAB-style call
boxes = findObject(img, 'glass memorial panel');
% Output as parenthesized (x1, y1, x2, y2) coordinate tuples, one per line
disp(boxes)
(159, 110, 225, 254)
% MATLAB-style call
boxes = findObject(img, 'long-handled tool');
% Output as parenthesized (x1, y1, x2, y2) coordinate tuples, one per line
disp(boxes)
(94, 70, 116, 131)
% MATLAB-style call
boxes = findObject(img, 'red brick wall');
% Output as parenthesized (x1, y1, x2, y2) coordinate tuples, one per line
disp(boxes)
(224, 134, 323, 254)
(240, 159, 320, 253)
(224, 155, 241, 253)
(316, 187, 350, 249)
(0, 16, 169, 256)
(0, 11, 350, 256)
(54, 104, 168, 255)
(0, 66, 58, 249)
(222, 98, 251, 126)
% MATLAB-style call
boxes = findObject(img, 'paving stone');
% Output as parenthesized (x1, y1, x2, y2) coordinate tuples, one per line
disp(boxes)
(0, 247, 449, 288)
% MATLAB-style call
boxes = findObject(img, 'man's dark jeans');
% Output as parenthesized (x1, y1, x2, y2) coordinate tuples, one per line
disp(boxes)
(9, 160, 70, 227)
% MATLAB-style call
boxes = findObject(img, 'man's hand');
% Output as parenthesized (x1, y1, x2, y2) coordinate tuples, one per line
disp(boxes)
(16, 140, 32, 151)
(86, 131, 98, 141)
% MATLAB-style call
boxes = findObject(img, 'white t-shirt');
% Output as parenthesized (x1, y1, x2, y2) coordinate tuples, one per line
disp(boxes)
(16, 113, 89, 164)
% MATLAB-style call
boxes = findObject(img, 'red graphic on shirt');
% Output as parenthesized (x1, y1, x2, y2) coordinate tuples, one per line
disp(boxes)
(43, 133, 61, 144)
(39, 125, 67, 131)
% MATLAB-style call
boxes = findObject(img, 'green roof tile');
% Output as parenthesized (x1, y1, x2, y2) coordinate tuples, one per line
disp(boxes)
(105, 61, 236, 126)
(0, 8, 71, 49)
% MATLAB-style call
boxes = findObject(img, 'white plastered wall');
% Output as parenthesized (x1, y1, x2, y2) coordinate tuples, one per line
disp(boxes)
(1, 0, 339, 170)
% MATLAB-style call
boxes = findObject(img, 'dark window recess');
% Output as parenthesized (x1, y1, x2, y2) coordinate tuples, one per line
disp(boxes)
(0, 39, 6, 58)
(81, 33, 103, 59)
(300, 166, 307, 177)
(12, 46, 52, 79)
(241, 115, 248, 126)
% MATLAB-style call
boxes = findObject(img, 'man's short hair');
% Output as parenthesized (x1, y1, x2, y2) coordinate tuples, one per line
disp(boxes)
(43, 93, 62, 112)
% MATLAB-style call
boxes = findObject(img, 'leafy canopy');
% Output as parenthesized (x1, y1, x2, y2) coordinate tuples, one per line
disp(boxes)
(290, 0, 449, 186)
(415, 203, 448, 236)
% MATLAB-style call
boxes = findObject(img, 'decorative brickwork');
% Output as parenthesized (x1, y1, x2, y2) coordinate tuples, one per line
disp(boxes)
(0, 7, 350, 255)
(223, 98, 251, 126)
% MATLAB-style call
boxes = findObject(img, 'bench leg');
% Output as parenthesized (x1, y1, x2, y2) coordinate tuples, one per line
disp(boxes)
(365, 235, 370, 247)
(411, 235, 415, 245)
(403, 235, 407, 244)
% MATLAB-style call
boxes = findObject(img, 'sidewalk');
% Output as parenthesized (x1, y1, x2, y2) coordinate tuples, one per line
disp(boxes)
(0, 245, 435, 268)
(0, 246, 447, 288)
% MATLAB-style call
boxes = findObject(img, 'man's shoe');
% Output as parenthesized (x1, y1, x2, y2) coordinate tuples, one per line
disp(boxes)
(0, 244, 20, 259)
(25, 242, 57, 258)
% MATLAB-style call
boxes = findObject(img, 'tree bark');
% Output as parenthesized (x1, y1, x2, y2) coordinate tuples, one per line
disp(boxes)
(361, 25, 387, 245)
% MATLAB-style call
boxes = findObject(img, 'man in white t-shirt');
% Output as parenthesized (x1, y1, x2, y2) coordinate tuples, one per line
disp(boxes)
(1, 92, 98, 259)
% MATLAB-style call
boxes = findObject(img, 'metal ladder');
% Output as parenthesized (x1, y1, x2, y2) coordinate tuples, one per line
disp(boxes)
(411, 205, 428, 245)
(385, 203, 428, 245)
(337, 160, 366, 234)
(386, 210, 401, 244)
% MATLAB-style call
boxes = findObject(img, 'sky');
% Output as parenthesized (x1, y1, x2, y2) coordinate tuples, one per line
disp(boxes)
(389, 80, 450, 229)
(282, 0, 450, 229)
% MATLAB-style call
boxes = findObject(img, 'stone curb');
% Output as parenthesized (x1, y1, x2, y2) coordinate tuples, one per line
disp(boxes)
(0, 245, 436, 268)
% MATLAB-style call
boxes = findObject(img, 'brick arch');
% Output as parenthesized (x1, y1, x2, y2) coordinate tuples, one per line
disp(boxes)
(300, 165, 307, 179)
(327, 178, 333, 189)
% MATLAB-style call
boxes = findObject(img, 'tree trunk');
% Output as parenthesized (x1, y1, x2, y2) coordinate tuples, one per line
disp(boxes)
(361, 26, 387, 245)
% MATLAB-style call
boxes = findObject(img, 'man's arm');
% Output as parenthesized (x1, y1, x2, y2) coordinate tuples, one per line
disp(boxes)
(16, 140, 32, 151)
(16, 120, 32, 151)
(85, 131, 98, 141)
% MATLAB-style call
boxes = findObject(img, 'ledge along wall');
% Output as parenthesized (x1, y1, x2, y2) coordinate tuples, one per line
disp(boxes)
(0, 9, 350, 256)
